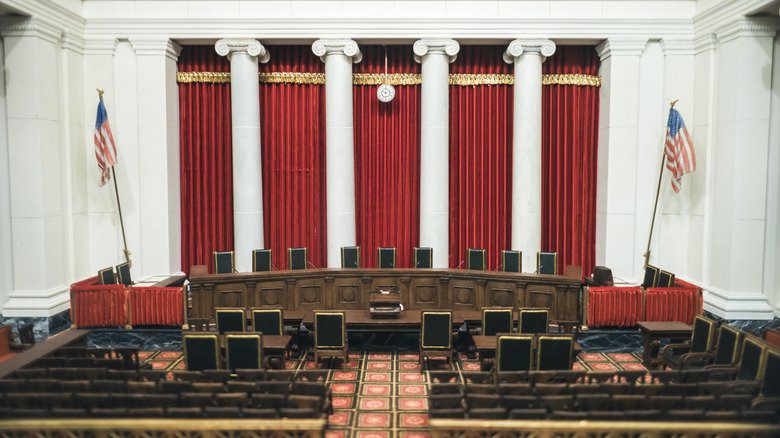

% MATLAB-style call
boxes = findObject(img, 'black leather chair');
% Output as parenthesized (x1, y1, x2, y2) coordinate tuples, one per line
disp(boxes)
(536, 335, 574, 370)
(183, 334, 220, 371)
(252, 249, 273, 272)
(225, 333, 262, 371)
(377, 247, 396, 268)
(213, 251, 235, 274)
(414, 247, 433, 268)
(313, 312, 348, 366)
(98, 267, 116, 285)
(660, 315, 717, 370)
(501, 250, 521, 273)
(420, 311, 453, 366)
(287, 248, 308, 270)
(251, 308, 283, 336)
(341, 246, 360, 268)
(481, 308, 513, 336)
(116, 262, 132, 286)
(536, 252, 558, 275)
(215, 308, 246, 334)
(467, 248, 486, 270)
(519, 308, 549, 334)
(496, 334, 534, 372)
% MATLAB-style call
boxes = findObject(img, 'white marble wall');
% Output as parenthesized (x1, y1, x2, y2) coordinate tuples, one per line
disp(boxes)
(767, 33, 780, 318)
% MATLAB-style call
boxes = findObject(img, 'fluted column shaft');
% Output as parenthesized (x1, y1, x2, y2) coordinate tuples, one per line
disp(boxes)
(415, 39, 459, 268)
(215, 39, 269, 272)
(312, 40, 361, 268)
(504, 39, 555, 272)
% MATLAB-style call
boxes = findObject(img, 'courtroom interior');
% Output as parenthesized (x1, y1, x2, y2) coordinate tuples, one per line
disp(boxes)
(1, 0, 780, 436)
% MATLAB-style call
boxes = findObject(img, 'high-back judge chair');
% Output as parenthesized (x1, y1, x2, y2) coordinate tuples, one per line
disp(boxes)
(341, 246, 360, 268)
(536, 335, 574, 370)
(215, 308, 246, 334)
(377, 247, 397, 269)
(536, 252, 558, 275)
(213, 251, 235, 274)
(253, 249, 273, 272)
(501, 250, 521, 273)
(660, 315, 717, 370)
(420, 311, 453, 365)
(313, 312, 348, 366)
(116, 262, 132, 286)
(467, 249, 486, 270)
(98, 267, 116, 285)
(251, 308, 283, 336)
(414, 247, 433, 268)
(496, 334, 534, 372)
(519, 308, 549, 334)
(288, 247, 308, 270)
(482, 308, 513, 336)
(225, 333, 263, 371)
(183, 333, 220, 371)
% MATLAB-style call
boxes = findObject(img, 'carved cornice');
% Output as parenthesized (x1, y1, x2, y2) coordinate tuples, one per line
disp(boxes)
(715, 16, 779, 44)
(215, 39, 270, 63)
(659, 39, 695, 56)
(413, 39, 460, 64)
(130, 38, 183, 61)
(84, 38, 119, 56)
(311, 39, 362, 64)
(694, 34, 718, 54)
(503, 39, 556, 64)
(0, 18, 61, 45)
(60, 31, 85, 53)
(595, 39, 648, 60)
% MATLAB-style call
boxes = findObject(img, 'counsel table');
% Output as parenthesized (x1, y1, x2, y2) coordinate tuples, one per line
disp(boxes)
(637, 321, 693, 368)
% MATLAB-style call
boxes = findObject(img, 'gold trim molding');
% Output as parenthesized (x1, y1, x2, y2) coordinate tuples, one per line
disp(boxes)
(176, 71, 600, 87)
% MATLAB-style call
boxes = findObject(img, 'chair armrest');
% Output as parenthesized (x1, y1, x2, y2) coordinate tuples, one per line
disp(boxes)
(9, 341, 33, 351)
(680, 351, 714, 368)
(660, 342, 691, 359)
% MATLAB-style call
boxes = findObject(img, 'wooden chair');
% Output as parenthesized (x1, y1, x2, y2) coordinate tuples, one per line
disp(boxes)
(496, 334, 534, 372)
(225, 333, 262, 371)
(116, 262, 132, 286)
(660, 315, 717, 370)
(313, 311, 348, 366)
(501, 250, 521, 273)
(213, 251, 235, 274)
(536, 252, 558, 275)
(183, 333, 220, 371)
(467, 248, 486, 270)
(751, 347, 780, 412)
(252, 249, 273, 272)
(98, 267, 116, 285)
(215, 308, 246, 334)
(736, 336, 766, 381)
(414, 247, 433, 268)
(519, 308, 549, 334)
(251, 308, 283, 336)
(377, 247, 396, 268)
(536, 335, 574, 370)
(642, 264, 661, 288)
(287, 247, 308, 270)
(481, 308, 513, 336)
(340, 246, 360, 268)
(419, 311, 454, 366)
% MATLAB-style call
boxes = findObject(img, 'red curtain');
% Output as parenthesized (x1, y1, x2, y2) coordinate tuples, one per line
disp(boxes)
(178, 47, 233, 274)
(354, 46, 421, 268)
(259, 46, 326, 269)
(542, 46, 600, 277)
(449, 46, 513, 269)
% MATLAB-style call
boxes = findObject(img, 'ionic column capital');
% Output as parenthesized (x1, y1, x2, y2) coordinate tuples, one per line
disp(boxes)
(595, 39, 648, 61)
(215, 38, 270, 63)
(503, 39, 556, 64)
(413, 39, 460, 64)
(312, 39, 362, 64)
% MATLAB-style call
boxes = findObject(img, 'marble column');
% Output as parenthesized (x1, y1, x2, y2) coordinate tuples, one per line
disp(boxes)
(503, 39, 556, 273)
(414, 39, 459, 268)
(215, 39, 269, 272)
(312, 39, 361, 268)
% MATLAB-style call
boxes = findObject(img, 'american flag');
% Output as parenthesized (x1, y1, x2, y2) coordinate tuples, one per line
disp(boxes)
(94, 96, 118, 186)
(665, 108, 695, 193)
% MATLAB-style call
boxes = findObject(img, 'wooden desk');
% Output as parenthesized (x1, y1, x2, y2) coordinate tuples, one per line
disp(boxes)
(189, 266, 583, 325)
(472, 334, 582, 371)
(0, 329, 90, 378)
(637, 321, 692, 368)
(301, 310, 467, 332)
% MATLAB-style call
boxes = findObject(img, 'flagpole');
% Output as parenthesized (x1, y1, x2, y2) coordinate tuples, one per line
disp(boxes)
(643, 99, 677, 269)
(98, 88, 132, 268)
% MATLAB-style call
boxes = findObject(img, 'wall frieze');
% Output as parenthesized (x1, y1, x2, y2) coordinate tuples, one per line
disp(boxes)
(0, 18, 62, 45)
(413, 39, 460, 64)
(84, 38, 119, 56)
(311, 39, 362, 64)
(660, 39, 695, 57)
(595, 39, 648, 61)
(176, 71, 601, 88)
(715, 16, 780, 44)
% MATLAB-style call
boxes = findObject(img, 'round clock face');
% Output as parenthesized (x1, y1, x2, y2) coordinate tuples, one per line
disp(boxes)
(377, 83, 396, 102)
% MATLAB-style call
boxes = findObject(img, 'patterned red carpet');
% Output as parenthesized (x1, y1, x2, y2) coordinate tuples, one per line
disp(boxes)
(140, 350, 647, 438)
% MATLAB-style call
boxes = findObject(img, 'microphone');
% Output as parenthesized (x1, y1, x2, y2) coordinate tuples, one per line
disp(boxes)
(272, 263, 279, 270)
(535, 265, 543, 274)
(455, 260, 465, 269)
(493, 264, 503, 271)
(307, 261, 318, 269)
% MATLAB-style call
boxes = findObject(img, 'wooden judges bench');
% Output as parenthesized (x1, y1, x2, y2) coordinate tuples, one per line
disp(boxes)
(188, 265, 583, 324)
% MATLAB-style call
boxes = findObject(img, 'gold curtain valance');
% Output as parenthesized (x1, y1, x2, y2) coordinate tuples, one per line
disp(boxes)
(176, 71, 601, 87)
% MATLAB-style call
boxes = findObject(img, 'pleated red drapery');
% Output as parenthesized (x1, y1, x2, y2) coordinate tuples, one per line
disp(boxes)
(542, 46, 600, 277)
(259, 46, 326, 270)
(449, 46, 513, 269)
(353, 46, 421, 268)
(178, 47, 233, 274)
